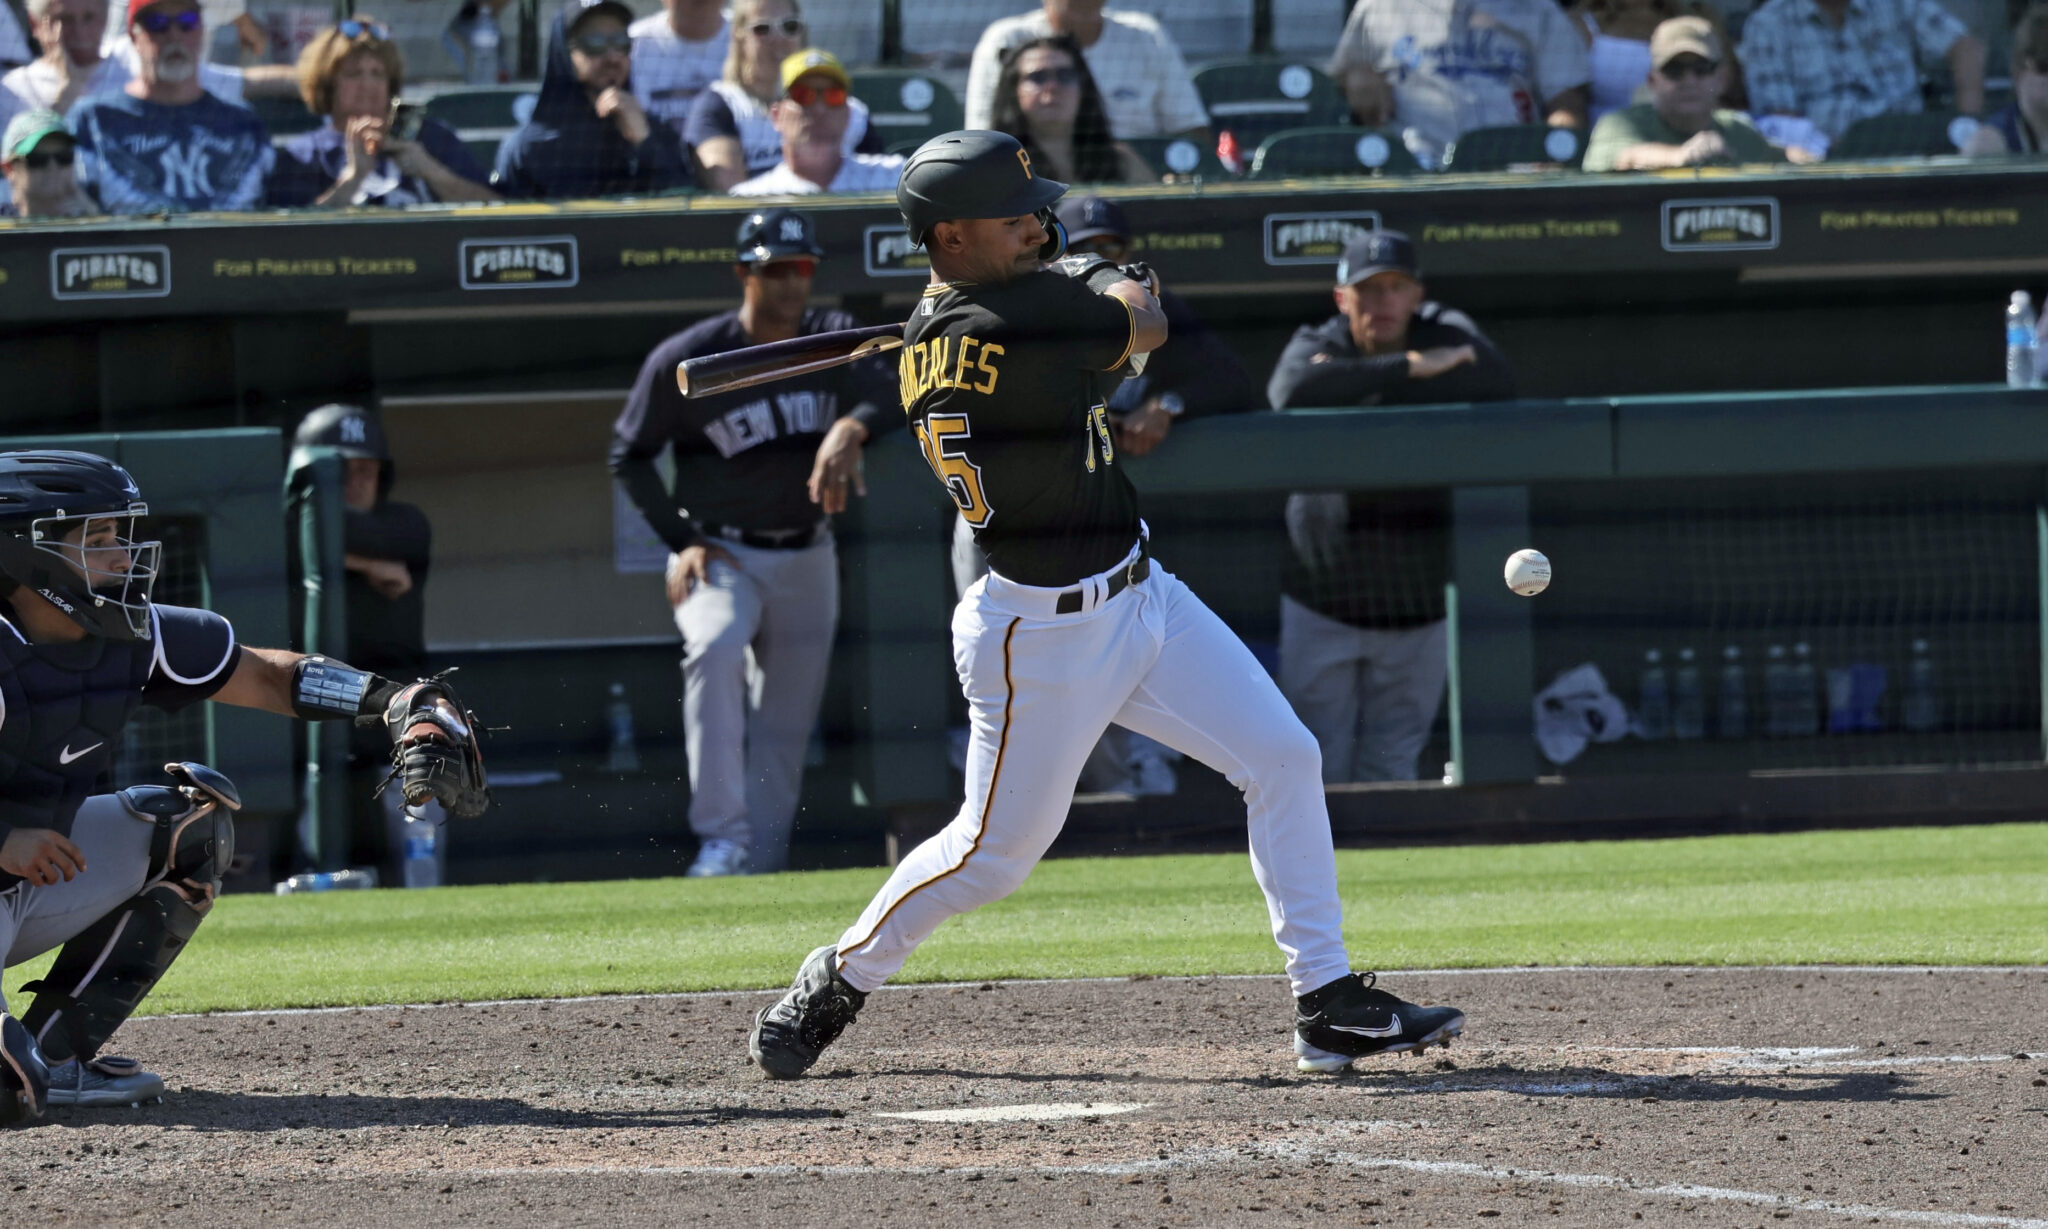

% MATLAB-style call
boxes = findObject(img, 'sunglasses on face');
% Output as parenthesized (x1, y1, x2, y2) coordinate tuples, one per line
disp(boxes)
(785, 81, 847, 107)
(571, 30, 632, 54)
(747, 18, 803, 37)
(19, 148, 75, 169)
(135, 9, 201, 34)
(1659, 57, 1719, 80)
(750, 258, 816, 279)
(1020, 66, 1082, 89)
(338, 18, 391, 41)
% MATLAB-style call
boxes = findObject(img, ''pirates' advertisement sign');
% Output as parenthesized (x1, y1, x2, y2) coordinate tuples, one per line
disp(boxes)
(863, 225, 929, 278)
(1262, 210, 1381, 266)
(1661, 197, 1780, 252)
(458, 235, 580, 289)
(50, 245, 171, 300)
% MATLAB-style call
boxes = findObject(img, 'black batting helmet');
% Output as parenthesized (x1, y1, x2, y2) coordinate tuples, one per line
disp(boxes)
(0, 450, 160, 642)
(736, 207, 825, 265)
(896, 130, 1068, 259)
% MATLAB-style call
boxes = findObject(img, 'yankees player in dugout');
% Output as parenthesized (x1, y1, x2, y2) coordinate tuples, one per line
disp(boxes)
(0, 450, 487, 1127)
(749, 130, 1466, 1080)
(609, 207, 895, 878)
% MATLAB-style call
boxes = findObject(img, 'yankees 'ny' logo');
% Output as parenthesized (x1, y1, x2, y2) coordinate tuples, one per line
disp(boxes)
(779, 218, 805, 242)
(340, 417, 368, 444)
(159, 145, 214, 200)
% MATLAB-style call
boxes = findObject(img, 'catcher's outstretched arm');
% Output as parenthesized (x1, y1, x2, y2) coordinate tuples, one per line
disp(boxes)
(211, 645, 314, 716)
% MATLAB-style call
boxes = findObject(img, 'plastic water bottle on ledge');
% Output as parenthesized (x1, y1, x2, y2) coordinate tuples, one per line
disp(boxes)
(402, 810, 442, 888)
(1902, 638, 1940, 732)
(1790, 642, 1820, 735)
(1635, 649, 1670, 739)
(275, 867, 378, 894)
(1672, 647, 1704, 740)
(1717, 645, 1748, 738)
(2007, 291, 2037, 388)
(1763, 643, 1791, 735)
(606, 681, 641, 774)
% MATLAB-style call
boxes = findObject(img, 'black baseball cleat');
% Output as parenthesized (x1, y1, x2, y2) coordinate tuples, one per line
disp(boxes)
(1, 1014, 50, 1127)
(44, 1055, 166, 1108)
(1293, 971, 1466, 1073)
(749, 945, 867, 1079)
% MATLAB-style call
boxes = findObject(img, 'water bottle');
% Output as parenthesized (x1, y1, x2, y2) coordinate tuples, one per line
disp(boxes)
(1789, 642, 1819, 735)
(401, 810, 442, 888)
(1763, 643, 1791, 736)
(1635, 649, 1670, 740)
(1716, 645, 1748, 738)
(1902, 637, 1939, 732)
(2006, 291, 2037, 388)
(275, 867, 379, 894)
(1671, 647, 1704, 739)
(2036, 309, 2048, 388)
(467, 11, 502, 85)
(606, 681, 641, 774)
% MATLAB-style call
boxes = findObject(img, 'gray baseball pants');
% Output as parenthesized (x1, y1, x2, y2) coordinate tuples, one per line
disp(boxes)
(1278, 596, 1449, 784)
(1, 797, 152, 1018)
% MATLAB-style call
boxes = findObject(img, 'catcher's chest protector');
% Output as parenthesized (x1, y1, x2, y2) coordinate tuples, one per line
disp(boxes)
(0, 625, 154, 840)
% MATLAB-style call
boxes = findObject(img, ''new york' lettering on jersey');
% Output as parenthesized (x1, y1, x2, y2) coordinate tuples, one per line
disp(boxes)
(900, 271, 1140, 588)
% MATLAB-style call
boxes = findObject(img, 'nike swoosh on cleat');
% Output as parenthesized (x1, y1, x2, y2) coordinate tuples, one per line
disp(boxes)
(58, 742, 102, 765)
(1326, 1015, 1402, 1038)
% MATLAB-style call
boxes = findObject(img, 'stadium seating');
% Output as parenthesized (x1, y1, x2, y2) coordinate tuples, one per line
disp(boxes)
(1246, 125, 1420, 179)
(1830, 110, 1976, 160)
(422, 86, 538, 131)
(851, 69, 964, 151)
(1124, 134, 1234, 179)
(1440, 124, 1588, 172)
(1194, 59, 1350, 150)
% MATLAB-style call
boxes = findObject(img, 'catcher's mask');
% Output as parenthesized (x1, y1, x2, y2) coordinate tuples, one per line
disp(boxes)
(0, 451, 160, 642)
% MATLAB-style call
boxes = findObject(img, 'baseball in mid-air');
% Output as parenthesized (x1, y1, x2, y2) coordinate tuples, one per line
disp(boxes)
(1504, 548, 1551, 597)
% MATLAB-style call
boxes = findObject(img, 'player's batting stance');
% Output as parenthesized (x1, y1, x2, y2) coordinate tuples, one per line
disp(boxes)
(0, 451, 489, 1126)
(749, 131, 1466, 1079)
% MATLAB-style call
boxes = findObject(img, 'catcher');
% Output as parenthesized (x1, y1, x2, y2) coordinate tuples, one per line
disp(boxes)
(0, 450, 488, 1126)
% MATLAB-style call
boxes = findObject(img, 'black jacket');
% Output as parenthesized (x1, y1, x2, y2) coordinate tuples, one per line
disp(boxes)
(492, 13, 694, 199)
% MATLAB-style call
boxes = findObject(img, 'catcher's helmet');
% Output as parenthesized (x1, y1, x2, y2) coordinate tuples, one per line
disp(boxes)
(0, 450, 160, 642)
(896, 130, 1068, 259)
(290, 403, 392, 496)
(736, 207, 825, 265)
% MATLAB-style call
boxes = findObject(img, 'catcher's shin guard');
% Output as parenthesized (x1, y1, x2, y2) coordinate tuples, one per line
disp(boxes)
(1, 1014, 50, 1126)
(19, 768, 237, 1064)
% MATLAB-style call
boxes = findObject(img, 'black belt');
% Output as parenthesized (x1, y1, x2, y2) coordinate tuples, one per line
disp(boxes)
(1055, 548, 1150, 614)
(703, 522, 826, 550)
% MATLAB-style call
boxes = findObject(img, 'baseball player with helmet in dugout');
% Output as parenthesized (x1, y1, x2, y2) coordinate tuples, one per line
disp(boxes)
(610, 206, 896, 877)
(0, 450, 489, 1126)
(749, 130, 1466, 1079)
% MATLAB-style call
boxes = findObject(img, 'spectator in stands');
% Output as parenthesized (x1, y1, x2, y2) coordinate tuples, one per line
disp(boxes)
(1737, 0, 1985, 143)
(4, 0, 115, 118)
(493, 0, 693, 200)
(630, 0, 727, 139)
(730, 49, 902, 196)
(1329, 0, 1590, 166)
(989, 34, 1151, 184)
(686, 0, 883, 192)
(267, 18, 498, 207)
(965, 0, 1209, 140)
(100, 0, 297, 102)
(1963, 2, 2044, 154)
(1570, 0, 1745, 122)
(1584, 17, 1786, 170)
(67, 0, 271, 212)
(1268, 231, 1515, 785)
(1, 107, 97, 215)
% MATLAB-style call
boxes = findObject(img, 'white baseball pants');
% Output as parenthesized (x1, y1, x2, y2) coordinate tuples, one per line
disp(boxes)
(835, 545, 1354, 998)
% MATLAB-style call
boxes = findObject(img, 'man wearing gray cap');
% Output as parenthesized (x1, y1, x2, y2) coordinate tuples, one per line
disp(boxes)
(1268, 230, 1514, 785)
(1584, 17, 1787, 172)
(0, 107, 96, 216)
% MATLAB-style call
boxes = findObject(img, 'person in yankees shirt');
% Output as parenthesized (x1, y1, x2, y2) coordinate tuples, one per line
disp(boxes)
(608, 206, 894, 878)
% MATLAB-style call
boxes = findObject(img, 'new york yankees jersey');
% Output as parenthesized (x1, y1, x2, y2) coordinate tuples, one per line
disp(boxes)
(899, 271, 1142, 588)
(0, 602, 238, 891)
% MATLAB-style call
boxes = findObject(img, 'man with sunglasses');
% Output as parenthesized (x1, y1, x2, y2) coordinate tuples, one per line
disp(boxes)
(730, 48, 902, 196)
(493, 0, 691, 199)
(65, 0, 270, 212)
(629, 0, 727, 137)
(1584, 18, 1786, 171)
(609, 208, 895, 878)
(0, 107, 96, 215)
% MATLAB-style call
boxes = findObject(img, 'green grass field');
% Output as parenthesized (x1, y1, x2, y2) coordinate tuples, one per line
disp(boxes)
(8, 822, 2046, 1016)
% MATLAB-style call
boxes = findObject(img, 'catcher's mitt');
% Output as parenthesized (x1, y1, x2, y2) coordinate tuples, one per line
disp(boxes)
(382, 675, 491, 819)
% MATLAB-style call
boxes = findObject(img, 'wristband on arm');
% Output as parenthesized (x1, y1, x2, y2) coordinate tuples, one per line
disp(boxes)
(290, 656, 402, 724)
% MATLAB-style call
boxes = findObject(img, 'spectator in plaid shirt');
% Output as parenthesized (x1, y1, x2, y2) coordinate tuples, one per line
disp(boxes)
(1736, 0, 1985, 142)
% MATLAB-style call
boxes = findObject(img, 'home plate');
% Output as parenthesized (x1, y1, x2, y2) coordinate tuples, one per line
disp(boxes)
(874, 1102, 1153, 1124)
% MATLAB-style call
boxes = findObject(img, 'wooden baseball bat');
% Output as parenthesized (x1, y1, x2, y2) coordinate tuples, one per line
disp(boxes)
(675, 323, 906, 398)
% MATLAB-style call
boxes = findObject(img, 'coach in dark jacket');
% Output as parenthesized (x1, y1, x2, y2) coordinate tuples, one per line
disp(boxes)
(1268, 230, 1516, 784)
(493, 0, 693, 200)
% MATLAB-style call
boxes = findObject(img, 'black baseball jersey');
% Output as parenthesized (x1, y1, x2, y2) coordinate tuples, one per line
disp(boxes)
(611, 307, 897, 552)
(0, 602, 238, 891)
(900, 272, 1143, 587)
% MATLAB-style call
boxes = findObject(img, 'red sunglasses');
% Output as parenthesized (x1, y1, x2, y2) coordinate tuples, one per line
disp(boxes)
(786, 82, 848, 108)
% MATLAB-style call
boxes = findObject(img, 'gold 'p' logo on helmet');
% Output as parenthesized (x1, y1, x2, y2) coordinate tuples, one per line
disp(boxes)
(1016, 149, 1033, 178)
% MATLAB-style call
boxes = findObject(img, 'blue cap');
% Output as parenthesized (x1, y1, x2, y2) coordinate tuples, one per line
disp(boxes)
(735, 207, 826, 264)
(1054, 195, 1129, 244)
(1335, 229, 1419, 286)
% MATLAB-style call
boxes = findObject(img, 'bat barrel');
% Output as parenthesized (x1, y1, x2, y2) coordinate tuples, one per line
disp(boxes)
(676, 323, 905, 398)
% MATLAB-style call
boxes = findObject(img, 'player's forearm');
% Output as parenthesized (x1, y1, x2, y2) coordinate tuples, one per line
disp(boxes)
(1105, 282, 1169, 352)
(211, 646, 305, 716)
(1269, 351, 1410, 409)
(610, 452, 701, 551)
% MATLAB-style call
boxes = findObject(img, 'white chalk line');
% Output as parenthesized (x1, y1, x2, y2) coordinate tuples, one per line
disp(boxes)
(138, 964, 2048, 1023)
(874, 1101, 1150, 1124)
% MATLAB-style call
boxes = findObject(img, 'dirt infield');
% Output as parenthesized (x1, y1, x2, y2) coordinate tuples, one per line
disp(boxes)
(5, 968, 2046, 1228)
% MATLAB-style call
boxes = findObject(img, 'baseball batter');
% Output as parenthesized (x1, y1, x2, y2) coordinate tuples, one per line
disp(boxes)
(749, 131, 1466, 1079)
(610, 207, 895, 877)
(0, 450, 488, 1127)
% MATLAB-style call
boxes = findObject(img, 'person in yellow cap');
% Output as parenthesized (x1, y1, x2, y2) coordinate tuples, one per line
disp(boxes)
(729, 48, 904, 195)
(1583, 17, 1788, 171)
(1, 107, 98, 216)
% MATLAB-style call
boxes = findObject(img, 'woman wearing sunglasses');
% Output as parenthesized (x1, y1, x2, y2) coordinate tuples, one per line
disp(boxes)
(266, 17, 498, 208)
(684, 0, 881, 192)
(989, 35, 1152, 185)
